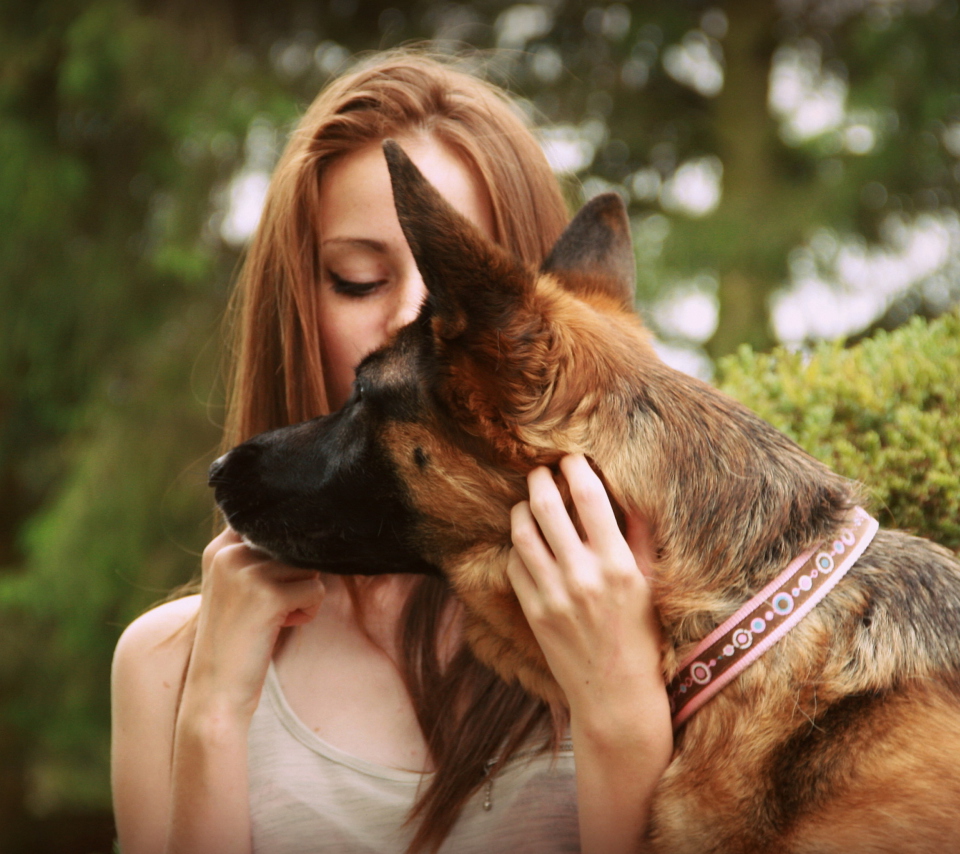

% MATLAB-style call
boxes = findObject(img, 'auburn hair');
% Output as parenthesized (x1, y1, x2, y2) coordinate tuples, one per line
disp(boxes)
(221, 49, 571, 852)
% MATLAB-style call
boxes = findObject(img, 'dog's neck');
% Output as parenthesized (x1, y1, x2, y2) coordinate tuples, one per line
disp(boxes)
(667, 506, 879, 728)
(602, 361, 858, 655)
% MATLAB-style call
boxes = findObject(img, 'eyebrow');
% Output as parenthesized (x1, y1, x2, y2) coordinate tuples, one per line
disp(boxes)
(320, 236, 389, 252)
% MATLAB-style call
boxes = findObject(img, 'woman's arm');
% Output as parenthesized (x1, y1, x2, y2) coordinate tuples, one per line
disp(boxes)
(508, 454, 673, 854)
(112, 595, 198, 854)
(111, 529, 326, 854)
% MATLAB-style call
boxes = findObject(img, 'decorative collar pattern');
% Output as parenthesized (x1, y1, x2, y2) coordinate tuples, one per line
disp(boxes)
(668, 506, 879, 730)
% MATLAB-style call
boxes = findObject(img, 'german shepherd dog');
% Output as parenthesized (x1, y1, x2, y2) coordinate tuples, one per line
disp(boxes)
(210, 140, 960, 852)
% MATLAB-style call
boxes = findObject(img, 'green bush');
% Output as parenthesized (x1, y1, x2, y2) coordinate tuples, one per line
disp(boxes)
(716, 308, 960, 553)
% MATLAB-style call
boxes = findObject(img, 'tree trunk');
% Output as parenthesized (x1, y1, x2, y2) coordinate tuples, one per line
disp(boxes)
(707, 0, 782, 357)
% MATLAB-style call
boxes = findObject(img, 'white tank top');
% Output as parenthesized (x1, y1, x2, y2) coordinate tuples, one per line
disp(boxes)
(248, 662, 581, 853)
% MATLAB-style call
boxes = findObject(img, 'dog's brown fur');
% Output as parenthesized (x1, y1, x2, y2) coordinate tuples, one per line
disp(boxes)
(213, 141, 960, 851)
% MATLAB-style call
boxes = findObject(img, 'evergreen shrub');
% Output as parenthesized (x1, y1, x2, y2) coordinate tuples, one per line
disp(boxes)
(716, 309, 960, 553)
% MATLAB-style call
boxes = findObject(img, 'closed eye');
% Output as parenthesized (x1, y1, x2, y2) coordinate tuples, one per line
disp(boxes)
(329, 271, 386, 298)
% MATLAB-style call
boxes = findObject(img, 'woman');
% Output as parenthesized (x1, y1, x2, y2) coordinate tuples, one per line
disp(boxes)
(111, 50, 672, 854)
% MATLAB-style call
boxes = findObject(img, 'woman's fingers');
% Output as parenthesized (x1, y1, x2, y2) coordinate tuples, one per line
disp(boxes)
(508, 500, 570, 617)
(525, 465, 585, 564)
(238, 558, 326, 626)
(506, 544, 540, 613)
(239, 550, 327, 624)
(276, 571, 326, 626)
(201, 525, 243, 571)
(625, 513, 657, 579)
(510, 500, 556, 570)
(203, 528, 326, 626)
(524, 455, 632, 577)
(559, 455, 622, 548)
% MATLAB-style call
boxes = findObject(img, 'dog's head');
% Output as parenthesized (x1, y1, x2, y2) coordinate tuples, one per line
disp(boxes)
(211, 140, 659, 701)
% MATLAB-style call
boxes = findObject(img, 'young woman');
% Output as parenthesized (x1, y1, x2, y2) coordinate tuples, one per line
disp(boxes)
(111, 51, 673, 854)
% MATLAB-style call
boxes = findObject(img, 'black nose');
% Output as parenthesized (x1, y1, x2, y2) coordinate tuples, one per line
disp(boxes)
(208, 442, 264, 488)
(208, 453, 229, 487)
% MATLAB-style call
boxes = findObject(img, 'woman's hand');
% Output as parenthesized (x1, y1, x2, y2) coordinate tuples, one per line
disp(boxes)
(507, 454, 663, 723)
(189, 527, 327, 721)
(507, 454, 672, 853)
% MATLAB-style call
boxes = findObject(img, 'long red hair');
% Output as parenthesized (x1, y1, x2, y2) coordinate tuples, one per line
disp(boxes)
(221, 49, 571, 852)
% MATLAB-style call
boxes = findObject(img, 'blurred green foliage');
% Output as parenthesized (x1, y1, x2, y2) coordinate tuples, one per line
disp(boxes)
(718, 308, 960, 551)
(0, 0, 958, 850)
(0, 0, 292, 843)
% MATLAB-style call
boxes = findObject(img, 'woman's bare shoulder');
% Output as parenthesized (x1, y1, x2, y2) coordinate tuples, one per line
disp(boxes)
(113, 594, 200, 682)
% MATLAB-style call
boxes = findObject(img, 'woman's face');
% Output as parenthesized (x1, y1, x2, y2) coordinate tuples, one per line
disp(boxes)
(317, 133, 494, 411)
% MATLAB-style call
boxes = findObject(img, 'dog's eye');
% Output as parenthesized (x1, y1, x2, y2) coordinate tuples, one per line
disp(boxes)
(353, 381, 365, 402)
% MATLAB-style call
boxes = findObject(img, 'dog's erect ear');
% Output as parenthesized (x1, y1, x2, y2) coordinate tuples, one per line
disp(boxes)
(541, 193, 636, 309)
(383, 139, 531, 341)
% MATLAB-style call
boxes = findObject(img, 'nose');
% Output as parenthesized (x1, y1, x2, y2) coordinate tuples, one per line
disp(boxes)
(387, 271, 427, 335)
(208, 452, 230, 486)
(208, 443, 260, 487)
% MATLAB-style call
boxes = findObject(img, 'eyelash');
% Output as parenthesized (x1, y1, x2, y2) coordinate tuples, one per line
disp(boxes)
(328, 271, 386, 298)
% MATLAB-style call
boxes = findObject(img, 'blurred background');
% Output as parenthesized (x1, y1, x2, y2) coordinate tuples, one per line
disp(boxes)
(2, 0, 959, 850)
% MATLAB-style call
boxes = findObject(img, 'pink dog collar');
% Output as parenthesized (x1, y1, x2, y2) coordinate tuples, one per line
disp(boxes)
(668, 506, 879, 730)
